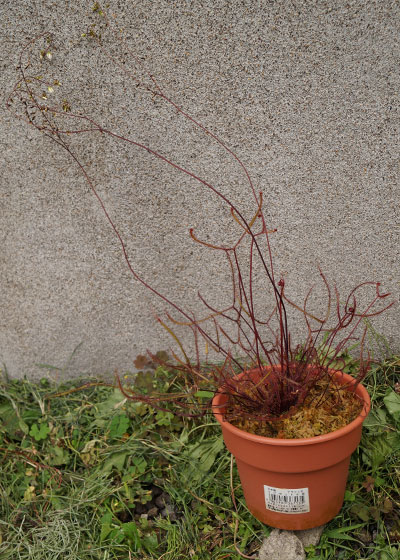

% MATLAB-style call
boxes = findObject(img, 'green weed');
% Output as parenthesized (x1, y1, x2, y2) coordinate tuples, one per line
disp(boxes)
(0, 357, 398, 559)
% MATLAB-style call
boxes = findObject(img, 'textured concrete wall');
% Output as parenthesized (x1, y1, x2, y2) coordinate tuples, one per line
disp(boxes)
(1, 0, 399, 379)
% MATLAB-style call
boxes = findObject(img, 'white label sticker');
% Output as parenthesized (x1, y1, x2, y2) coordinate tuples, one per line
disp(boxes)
(264, 485, 310, 514)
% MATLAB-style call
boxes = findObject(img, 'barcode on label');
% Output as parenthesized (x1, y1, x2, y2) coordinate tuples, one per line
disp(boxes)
(264, 485, 310, 514)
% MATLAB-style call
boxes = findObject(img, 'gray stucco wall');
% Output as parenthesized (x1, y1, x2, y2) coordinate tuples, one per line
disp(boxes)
(1, 0, 399, 380)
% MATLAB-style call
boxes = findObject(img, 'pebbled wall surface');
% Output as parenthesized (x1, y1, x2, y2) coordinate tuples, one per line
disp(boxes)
(1, 0, 399, 379)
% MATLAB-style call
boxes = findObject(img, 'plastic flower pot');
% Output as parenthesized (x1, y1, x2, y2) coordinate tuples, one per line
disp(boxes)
(212, 367, 370, 530)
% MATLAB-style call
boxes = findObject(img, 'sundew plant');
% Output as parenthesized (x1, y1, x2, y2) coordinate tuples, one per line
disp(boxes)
(7, 5, 394, 423)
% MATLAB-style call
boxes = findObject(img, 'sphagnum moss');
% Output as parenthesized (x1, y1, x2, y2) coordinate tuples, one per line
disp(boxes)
(227, 378, 363, 439)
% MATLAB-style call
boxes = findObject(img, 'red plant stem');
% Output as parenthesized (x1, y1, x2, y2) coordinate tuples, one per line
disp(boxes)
(8, 31, 292, 370)
(6, 27, 394, 420)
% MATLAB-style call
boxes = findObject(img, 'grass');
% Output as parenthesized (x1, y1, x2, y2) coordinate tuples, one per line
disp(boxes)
(0, 357, 399, 559)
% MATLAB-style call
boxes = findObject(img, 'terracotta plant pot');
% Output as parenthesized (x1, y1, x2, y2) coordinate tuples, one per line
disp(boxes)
(212, 367, 371, 530)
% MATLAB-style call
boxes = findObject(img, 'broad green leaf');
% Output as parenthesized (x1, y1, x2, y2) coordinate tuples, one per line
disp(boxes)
(183, 436, 224, 482)
(132, 456, 147, 474)
(379, 546, 400, 560)
(178, 428, 189, 446)
(0, 402, 13, 416)
(108, 527, 125, 544)
(91, 417, 107, 428)
(29, 422, 50, 441)
(96, 389, 127, 415)
(325, 523, 365, 540)
(18, 419, 29, 435)
(368, 506, 381, 521)
(48, 445, 69, 466)
(155, 410, 174, 426)
(350, 503, 371, 522)
(0, 402, 24, 438)
(100, 523, 112, 542)
(363, 408, 388, 434)
(122, 521, 141, 548)
(325, 532, 360, 541)
(142, 533, 158, 553)
(22, 407, 42, 423)
(101, 450, 130, 473)
(344, 490, 356, 502)
(108, 414, 130, 439)
(383, 389, 400, 422)
(194, 391, 214, 398)
(362, 431, 400, 470)
(49, 496, 62, 508)
(100, 512, 113, 542)
(100, 512, 113, 524)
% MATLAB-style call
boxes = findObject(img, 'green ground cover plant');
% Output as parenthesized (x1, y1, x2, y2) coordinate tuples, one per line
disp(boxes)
(0, 354, 399, 559)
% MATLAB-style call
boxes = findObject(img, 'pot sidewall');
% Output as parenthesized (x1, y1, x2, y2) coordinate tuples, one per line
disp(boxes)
(212, 367, 371, 530)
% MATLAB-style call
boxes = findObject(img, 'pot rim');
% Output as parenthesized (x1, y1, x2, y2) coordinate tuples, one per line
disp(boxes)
(212, 368, 371, 447)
